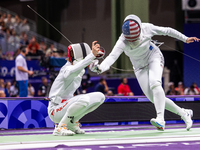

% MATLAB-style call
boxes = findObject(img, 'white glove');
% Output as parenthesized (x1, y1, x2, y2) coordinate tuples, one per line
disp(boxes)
(89, 60, 102, 74)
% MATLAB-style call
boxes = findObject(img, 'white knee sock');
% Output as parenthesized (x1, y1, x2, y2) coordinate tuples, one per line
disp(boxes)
(152, 86, 166, 120)
(165, 97, 185, 116)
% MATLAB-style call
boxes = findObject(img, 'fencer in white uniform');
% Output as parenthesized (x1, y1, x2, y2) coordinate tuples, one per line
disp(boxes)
(90, 14, 200, 131)
(48, 41, 105, 136)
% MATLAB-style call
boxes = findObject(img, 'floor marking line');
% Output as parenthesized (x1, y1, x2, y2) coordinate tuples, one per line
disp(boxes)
(1, 132, 200, 149)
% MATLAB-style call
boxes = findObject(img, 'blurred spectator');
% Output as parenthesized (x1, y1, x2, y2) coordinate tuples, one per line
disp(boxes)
(117, 77, 134, 96)
(0, 78, 5, 91)
(39, 39, 47, 53)
(6, 28, 11, 38)
(107, 90, 114, 96)
(13, 15, 20, 24)
(19, 18, 30, 34)
(94, 78, 108, 94)
(37, 77, 48, 96)
(28, 83, 35, 97)
(2, 13, 7, 19)
(4, 14, 14, 30)
(0, 90, 6, 97)
(15, 46, 34, 97)
(0, 27, 6, 39)
(27, 36, 40, 57)
(5, 51, 14, 60)
(184, 84, 199, 95)
(13, 15, 21, 35)
(7, 30, 20, 48)
(4, 81, 11, 97)
(20, 33, 29, 46)
(166, 82, 179, 95)
(52, 50, 59, 57)
(94, 78, 113, 96)
(192, 82, 200, 93)
(0, 49, 6, 60)
(0, 15, 6, 32)
(46, 44, 58, 57)
(4, 14, 15, 24)
(175, 81, 185, 95)
(13, 47, 21, 59)
(57, 49, 65, 58)
(10, 79, 19, 97)
(0, 50, 3, 59)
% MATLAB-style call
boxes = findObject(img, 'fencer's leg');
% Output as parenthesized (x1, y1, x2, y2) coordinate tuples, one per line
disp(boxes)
(59, 98, 89, 125)
(148, 60, 166, 120)
(165, 97, 193, 131)
(165, 98, 184, 115)
(149, 59, 166, 130)
(73, 92, 105, 122)
(136, 62, 165, 119)
(150, 85, 166, 131)
(151, 86, 165, 120)
(135, 67, 154, 103)
(59, 93, 105, 134)
(58, 95, 90, 134)
(135, 60, 165, 131)
(135, 63, 192, 130)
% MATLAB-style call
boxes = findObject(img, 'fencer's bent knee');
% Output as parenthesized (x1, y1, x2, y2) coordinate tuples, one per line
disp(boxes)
(150, 80, 161, 90)
(95, 92, 105, 103)
(77, 95, 90, 107)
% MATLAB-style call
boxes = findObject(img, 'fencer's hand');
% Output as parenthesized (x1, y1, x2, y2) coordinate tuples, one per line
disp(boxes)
(89, 60, 102, 74)
(186, 37, 200, 43)
(92, 41, 100, 57)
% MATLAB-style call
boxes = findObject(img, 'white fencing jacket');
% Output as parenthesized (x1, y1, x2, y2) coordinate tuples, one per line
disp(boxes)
(48, 53, 95, 105)
(99, 15, 188, 72)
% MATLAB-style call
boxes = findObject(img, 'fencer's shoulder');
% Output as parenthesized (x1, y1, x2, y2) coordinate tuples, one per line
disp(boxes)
(141, 23, 155, 28)
(119, 33, 124, 39)
(119, 34, 127, 43)
(117, 35, 127, 47)
(64, 61, 71, 66)
(60, 61, 71, 70)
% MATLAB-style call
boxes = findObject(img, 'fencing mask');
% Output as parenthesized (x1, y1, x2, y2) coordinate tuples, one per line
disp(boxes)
(122, 14, 142, 48)
(67, 43, 91, 63)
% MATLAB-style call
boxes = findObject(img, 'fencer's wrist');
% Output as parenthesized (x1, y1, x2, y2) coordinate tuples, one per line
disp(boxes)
(90, 52, 96, 59)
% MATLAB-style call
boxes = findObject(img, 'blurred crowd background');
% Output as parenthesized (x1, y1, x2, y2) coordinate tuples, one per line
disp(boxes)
(0, 0, 200, 98)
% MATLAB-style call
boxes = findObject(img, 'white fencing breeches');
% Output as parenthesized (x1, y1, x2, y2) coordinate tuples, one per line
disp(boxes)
(135, 55, 184, 119)
(48, 92, 105, 124)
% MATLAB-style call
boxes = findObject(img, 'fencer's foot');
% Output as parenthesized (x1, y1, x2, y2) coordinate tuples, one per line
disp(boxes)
(53, 124, 75, 136)
(150, 118, 165, 131)
(181, 108, 193, 131)
(67, 121, 85, 134)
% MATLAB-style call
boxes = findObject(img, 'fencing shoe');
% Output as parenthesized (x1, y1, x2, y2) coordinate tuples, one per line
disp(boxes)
(67, 121, 85, 134)
(53, 124, 75, 136)
(181, 108, 193, 131)
(150, 118, 166, 131)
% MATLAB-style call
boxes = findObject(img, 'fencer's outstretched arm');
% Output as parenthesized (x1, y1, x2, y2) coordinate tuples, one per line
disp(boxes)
(150, 23, 200, 43)
(99, 40, 124, 73)
(63, 42, 100, 78)
(149, 23, 189, 42)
